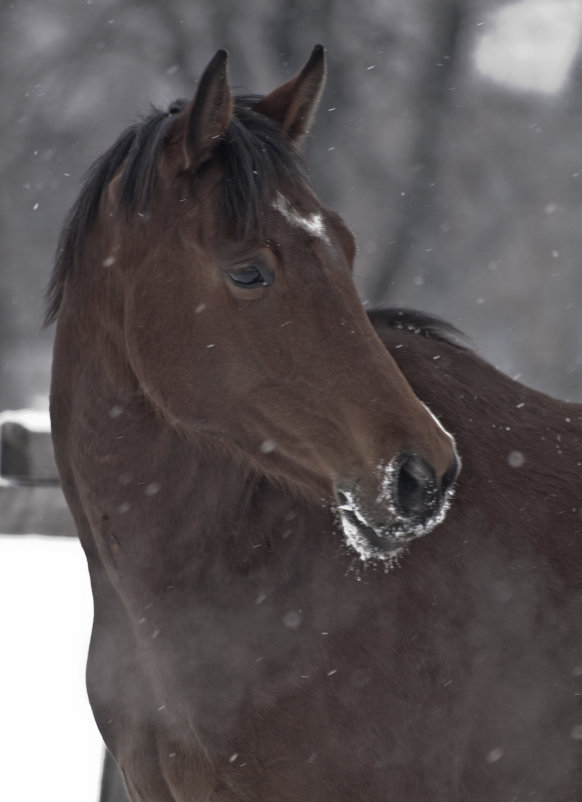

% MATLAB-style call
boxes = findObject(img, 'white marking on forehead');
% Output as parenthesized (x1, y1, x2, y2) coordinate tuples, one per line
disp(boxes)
(272, 192, 330, 245)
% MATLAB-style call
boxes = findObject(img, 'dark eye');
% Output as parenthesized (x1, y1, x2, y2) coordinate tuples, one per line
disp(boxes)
(227, 265, 274, 289)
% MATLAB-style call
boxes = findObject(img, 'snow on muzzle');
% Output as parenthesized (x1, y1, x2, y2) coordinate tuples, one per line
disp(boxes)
(335, 451, 460, 565)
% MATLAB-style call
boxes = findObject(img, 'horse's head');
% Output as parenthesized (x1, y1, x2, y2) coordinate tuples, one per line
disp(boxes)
(51, 47, 459, 561)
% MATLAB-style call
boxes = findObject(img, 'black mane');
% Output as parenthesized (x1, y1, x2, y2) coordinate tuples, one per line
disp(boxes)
(45, 95, 307, 325)
(368, 307, 471, 350)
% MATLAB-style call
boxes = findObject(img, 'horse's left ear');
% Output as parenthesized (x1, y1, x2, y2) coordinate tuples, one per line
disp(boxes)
(254, 45, 326, 146)
(180, 49, 233, 171)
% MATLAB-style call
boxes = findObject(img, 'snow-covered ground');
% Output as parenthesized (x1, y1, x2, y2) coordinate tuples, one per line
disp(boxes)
(0, 535, 103, 802)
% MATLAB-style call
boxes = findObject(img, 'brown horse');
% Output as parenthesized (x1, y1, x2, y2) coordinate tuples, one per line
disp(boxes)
(370, 308, 582, 800)
(103, 304, 582, 802)
(47, 47, 459, 802)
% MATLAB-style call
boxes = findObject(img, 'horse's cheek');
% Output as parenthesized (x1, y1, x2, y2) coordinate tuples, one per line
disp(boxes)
(123, 283, 199, 412)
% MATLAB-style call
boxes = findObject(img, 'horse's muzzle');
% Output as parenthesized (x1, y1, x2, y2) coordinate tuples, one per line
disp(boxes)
(335, 451, 460, 563)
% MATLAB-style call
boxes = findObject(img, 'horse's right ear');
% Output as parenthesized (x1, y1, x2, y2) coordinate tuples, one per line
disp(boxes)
(175, 50, 233, 171)
(254, 45, 326, 146)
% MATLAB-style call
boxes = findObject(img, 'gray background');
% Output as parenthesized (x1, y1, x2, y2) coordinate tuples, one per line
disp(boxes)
(2, 0, 582, 409)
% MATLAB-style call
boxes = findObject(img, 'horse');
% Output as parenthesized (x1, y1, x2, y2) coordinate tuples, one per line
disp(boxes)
(371, 308, 582, 800)
(101, 308, 582, 802)
(98, 304, 582, 802)
(47, 46, 458, 800)
(100, 305, 582, 802)
(45, 45, 580, 800)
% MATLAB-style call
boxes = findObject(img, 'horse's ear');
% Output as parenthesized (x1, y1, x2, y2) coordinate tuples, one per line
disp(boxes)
(254, 45, 326, 146)
(179, 49, 233, 171)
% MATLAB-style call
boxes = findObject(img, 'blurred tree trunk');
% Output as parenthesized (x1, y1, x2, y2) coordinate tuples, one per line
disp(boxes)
(370, 0, 468, 302)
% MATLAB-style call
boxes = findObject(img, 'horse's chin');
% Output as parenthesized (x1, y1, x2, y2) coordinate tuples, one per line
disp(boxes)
(336, 489, 453, 565)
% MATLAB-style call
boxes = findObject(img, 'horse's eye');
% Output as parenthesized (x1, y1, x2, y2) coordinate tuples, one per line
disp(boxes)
(227, 265, 273, 289)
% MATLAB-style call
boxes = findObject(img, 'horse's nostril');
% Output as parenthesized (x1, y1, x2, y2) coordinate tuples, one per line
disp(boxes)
(395, 454, 436, 521)
(395, 452, 460, 523)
